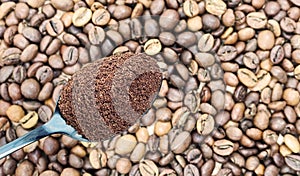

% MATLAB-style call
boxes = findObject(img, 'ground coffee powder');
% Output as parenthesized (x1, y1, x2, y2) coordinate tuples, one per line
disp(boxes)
(58, 52, 162, 141)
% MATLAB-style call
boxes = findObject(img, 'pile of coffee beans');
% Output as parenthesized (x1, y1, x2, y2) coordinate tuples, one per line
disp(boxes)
(0, 0, 300, 175)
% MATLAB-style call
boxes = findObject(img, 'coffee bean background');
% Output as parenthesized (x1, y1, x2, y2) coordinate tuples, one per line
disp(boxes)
(0, 0, 300, 175)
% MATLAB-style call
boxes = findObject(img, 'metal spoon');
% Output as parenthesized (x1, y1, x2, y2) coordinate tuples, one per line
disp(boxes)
(0, 103, 88, 159)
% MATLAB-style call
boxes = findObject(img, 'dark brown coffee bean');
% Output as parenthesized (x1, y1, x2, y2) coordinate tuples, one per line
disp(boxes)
(8, 83, 21, 101)
(112, 5, 132, 20)
(270, 45, 284, 64)
(177, 32, 197, 47)
(201, 159, 214, 176)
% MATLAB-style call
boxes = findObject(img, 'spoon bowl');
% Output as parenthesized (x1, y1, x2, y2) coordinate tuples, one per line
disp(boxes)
(0, 104, 88, 159)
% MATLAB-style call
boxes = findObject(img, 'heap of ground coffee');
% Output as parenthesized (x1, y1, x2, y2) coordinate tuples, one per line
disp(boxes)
(58, 52, 162, 141)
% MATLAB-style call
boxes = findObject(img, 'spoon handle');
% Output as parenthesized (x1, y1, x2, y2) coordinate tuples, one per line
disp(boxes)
(0, 124, 52, 159)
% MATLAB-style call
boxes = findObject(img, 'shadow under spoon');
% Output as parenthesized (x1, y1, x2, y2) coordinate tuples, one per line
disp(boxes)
(0, 105, 88, 159)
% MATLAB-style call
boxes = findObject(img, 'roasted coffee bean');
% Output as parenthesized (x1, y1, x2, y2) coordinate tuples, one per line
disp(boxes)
(46, 19, 64, 37)
(22, 27, 42, 43)
(285, 155, 300, 171)
(217, 45, 238, 61)
(92, 8, 110, 26)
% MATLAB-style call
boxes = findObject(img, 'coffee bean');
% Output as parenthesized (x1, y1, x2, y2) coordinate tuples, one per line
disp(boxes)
(205, 0, 226, 16)
(61, 168, 80, 176)
(115, 134, 137, 155)
(170, 131, 191, 154)
(20, 44, 38, 62)
(280, 17, 296, 33)
(35, 66, 54, 84)
(139, 160, 159, 176)
(0, 66, 13, 83)
(202, 14, 220, 31)
(270, 45, 284, 64)
(15, 160, 34, 176)
(246, 12, 267, 29)
(285, 155, 300, 171)
(144, 39, 162, 56)
(22, 27, 42, 43)
(213, 139, 234, 156)
(159, 9, 179, 30)
(217, 45, 238, 61)
(130, 143, 146, 162)
(183, 0, 199, 17)
(196, 114, 215, 135)
(237, 68, 258, 87)
(72, 7, 92, 27)
(257, 30, 275, 50)
(184, 164, 200, 176)
(198, 34, 214, 52)
(92, 8, 110, 26)
(89, 148, 107, 169)
(43, 136, 60, 155)
(46, 18, 64, 37)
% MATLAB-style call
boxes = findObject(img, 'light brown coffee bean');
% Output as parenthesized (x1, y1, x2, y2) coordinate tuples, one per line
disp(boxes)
(144, 39, 161, 56)
(20, 111, 38, 129)
(92, 8, 110, 26)
(6, 105, 24, 123)
(139, 160, 159, 176)
(22, 27, 42, 43)
(46, 18, 64, 37)
(170, 131, 191, 154)
(237, 68, 257, 87)
(246, 12, 267, 29)
(197, 114, 215, 135)
(51, 0, 74, 11)
(89, 149, 107, 169)
(20, 44, 38, 62)
(116, 158, 132, 174)
(205, 0, 226, 16)
(72, 7, 92, 27)
(283, 88, 300, 106)
(250, 70, 271, 91)
(198, 34, 214, 52)
(257, 30, 275, 50)
(213, 139, 234, 156)
(238, 27, 255, 41)
(284, 134, 300, 153)
(183, 0, 199, 17)
(115, 134, 137, 155)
